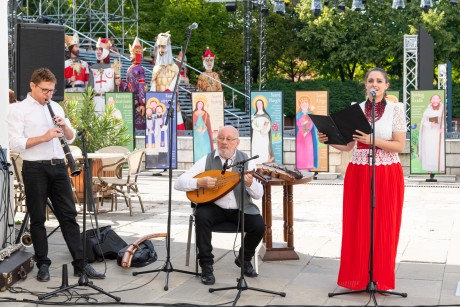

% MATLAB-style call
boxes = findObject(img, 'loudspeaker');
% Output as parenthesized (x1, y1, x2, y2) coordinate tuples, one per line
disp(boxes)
(418, 26, 434, 90)
(14, 23, 65, 101)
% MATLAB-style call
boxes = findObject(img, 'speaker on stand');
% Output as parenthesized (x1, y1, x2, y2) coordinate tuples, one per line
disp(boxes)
(14, 23, 65, 101)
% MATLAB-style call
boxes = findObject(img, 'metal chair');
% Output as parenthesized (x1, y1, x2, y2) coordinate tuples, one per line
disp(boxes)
(96, 149, 145, 216)
(185, 203, 259, 274)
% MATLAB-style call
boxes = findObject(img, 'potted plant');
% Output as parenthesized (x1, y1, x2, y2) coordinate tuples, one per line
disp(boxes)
(61, 87, 132, 201)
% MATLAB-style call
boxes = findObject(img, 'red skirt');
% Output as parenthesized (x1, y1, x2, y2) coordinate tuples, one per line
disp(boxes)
(337, 162, 404, 290)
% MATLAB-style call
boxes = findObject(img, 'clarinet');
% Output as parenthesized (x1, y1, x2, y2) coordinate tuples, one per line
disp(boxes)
(46, 101, 81, 177)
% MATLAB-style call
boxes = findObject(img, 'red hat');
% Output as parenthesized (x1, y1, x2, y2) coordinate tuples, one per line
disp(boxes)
(202, 47, 215, 59)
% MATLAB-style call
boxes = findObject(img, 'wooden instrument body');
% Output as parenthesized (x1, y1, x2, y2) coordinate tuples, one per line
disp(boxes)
(186, 169, 268, 204)
(186, 170, 240, 204)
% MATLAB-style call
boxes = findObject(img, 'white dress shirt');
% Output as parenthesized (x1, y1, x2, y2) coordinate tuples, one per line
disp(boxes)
(174, 150, 263, 210)
(8, 94, 76, 161)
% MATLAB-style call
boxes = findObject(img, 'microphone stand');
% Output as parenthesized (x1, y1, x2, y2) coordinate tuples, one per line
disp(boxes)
(209, 156, 285, 306)
(38, 131, 120, 302)
(132, 25, 199, 290)
(328, 94, 407, 305)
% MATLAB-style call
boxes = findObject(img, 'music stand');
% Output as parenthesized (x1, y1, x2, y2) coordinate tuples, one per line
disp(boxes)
(132, 25, 199, 290)
(38, 131, 120, 302)
(328, 93, 407, 305)
(209, 156, 285, 306)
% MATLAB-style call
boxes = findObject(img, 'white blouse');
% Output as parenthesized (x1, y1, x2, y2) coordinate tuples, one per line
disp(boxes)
(350, 101, 406, 166)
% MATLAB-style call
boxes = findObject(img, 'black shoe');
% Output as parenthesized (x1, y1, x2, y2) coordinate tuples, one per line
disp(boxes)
(200, 265, 215, 285)
(37, 264, 50, 282)
(74, 264, 106, 279)
(234, 257, 258, 277)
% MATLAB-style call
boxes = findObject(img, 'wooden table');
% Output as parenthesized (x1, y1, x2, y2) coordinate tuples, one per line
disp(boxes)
(260, 174, 313, 261)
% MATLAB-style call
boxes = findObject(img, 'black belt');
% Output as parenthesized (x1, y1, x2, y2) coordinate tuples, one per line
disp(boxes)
(65, 84, 85, 88)
(26, 159, 66, 165)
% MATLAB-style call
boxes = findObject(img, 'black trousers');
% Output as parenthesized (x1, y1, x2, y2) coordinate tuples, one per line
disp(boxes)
(195, 203, 265, 267)
(22, 161, 84, 269)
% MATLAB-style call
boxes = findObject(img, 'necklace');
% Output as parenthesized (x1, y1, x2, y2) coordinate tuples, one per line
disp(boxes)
(365, 98, 386, 122)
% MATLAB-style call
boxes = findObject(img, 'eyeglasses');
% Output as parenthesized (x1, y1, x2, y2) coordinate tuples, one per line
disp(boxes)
(217, 136, 238, 142)
(35, 84, 57, 95)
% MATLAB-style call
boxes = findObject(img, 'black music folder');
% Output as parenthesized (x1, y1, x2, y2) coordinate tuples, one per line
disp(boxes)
(309, 103, 372, 145)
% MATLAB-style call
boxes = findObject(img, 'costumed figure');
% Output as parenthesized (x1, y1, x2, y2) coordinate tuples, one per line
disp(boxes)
(193, 94, 214, 162)
(150, 32, 185, 130)
(196, 47, 223, 92)
(64, 33, 89, 92)
(418, 94, 445, 172)
(90, 37, 120, 114)
(120, 36, 147, 135)
(295, 96, 318, 170)
(251, 96, 274, 165)
(176, 51, 189, 84)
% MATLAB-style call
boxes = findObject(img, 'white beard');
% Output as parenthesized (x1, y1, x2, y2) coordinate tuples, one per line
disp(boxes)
(203, 60, 214, 71)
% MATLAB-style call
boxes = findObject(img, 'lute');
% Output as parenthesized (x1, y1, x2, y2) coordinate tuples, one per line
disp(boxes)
(186, 169, 268, 204)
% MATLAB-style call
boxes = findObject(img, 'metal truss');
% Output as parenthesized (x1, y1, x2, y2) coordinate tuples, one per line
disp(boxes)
(258, 1, 267, 90)
(403, 35, 418, 130)
(8, 0, 138, 54)
(243, 0, 252, 113)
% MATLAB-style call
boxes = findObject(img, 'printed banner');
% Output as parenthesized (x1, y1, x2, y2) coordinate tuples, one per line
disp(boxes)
(410, 90, 446, 174)
(145, 92, 177, 169)
(63, 92, 85, 107)
(295, 91, 329, 172)
(105, 92, 134, 151)
(250, 91, 283, 165)
(191, 92, 225, 163)
(385, 91, 400, 103)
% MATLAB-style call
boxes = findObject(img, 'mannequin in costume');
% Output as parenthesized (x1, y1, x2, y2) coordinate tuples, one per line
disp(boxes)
(196, 47, 223, 92)
(176, 51, 189, 85)
(64, 33, 89, 92)
(150, 32, 185, 130)
(120, 36, 146, 134)
(295, 96, 318, 170)
(89, 37, 120, 114)
(418, 94, 445, 172)
(251, 96, 274, 165)
(193, 95, 214, 162)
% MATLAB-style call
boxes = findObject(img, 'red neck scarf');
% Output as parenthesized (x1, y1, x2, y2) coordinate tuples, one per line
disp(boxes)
(365, 98, 387, 122)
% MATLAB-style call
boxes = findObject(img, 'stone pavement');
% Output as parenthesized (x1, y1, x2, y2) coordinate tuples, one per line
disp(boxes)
(2, 172, 460, 306)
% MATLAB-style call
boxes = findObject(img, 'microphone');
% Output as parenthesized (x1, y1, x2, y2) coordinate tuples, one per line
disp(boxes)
(369, 89, 376, 97)
(221, 159, 229, 175)
(187, 23, 198, 30)
(77, 130, 86, 137)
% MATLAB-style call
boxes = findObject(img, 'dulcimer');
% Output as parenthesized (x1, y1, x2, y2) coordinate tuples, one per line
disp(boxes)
(186, 169, 268, 204)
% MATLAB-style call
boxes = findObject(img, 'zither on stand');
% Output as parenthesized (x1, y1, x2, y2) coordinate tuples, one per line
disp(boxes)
(209, 156, 285, 306)
(328, 90, 407, 305)
(132, 23, 200, 290)
(38, 131, 120, 302)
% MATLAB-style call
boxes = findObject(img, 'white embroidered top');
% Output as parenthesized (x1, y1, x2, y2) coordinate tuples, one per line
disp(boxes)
(350, 101, 407, 166)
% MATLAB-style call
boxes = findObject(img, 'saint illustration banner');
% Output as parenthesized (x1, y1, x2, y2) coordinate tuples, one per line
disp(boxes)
(145, 92, 177, 169)
(295, 91, 329, 172)
(191, 92, 225, 163)
(410, 90, 446, 174)
(105, 92, 134, 151)
(250, 91, 283, 165)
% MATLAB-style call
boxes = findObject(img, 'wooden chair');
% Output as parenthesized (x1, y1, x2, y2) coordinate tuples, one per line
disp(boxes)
(10, 152, 26, 214)
(96, 149, 145, 216)
(185, 203, 259, 274)
(92, 146, 130, 212)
